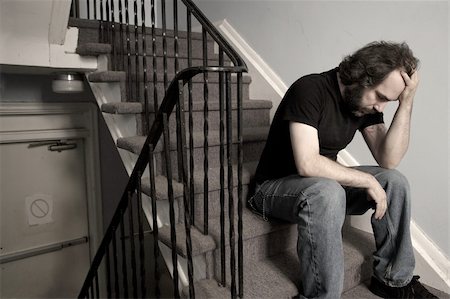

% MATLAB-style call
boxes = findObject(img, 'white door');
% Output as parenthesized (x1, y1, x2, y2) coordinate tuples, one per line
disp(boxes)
(0, 137, 91, 298)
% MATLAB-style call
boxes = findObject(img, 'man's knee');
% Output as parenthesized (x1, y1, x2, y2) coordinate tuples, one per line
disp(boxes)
(376, 169, 410, 191)
(304, 178, 346, 214)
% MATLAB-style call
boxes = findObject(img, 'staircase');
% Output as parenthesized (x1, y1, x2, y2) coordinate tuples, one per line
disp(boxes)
(70, 2, 447, 299)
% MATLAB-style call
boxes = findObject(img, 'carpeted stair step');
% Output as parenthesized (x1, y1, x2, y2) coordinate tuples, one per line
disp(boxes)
(116, 127, 268, 175)
(101, 99, 272, 133)
(156, 209, 296, 269)
(88, 70, 126, 82)
(188, 225, 376, 298)
(70, 18, 217, 59)
(141, 161, 258, 220)
(157, 224, 217, 258)
(88, 70, 252, 103)
(76, 42, 231, 77)
(76, 42, 112, 56)
(341, 281, 381, 299)
(101, 102, 144, 114)
(117, 126, 269, 155)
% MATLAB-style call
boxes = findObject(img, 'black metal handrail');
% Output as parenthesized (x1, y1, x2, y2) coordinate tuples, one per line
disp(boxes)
(79, 66, 244, 298)
(73, 0, 248, 298)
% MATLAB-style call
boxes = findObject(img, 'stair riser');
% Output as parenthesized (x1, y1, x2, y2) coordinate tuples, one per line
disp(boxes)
(343, 258, 372, 292)
(155, 142, 264, 179)
(136, 108, 270, 135)
(190, 185, 250, 224)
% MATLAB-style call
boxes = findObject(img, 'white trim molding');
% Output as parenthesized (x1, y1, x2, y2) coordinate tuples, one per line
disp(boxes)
(214, 19, 450, 293)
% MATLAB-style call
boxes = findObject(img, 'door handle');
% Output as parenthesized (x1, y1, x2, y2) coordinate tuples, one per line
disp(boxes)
(28, 140, 78, 152)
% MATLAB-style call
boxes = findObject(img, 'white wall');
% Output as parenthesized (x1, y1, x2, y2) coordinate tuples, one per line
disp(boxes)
(0, 0, 96, 69)
(194, 0, 450, 258)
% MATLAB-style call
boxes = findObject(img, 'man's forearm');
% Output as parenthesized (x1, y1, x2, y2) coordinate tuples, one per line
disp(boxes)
(300, 154, 376, 189)
(379, 102, 412, 168)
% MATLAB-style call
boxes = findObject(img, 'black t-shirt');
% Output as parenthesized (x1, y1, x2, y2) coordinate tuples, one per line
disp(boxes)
(254, 68, 384, 184)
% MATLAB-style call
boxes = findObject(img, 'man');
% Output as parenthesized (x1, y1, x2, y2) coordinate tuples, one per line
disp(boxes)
(248, 41, 438, 298)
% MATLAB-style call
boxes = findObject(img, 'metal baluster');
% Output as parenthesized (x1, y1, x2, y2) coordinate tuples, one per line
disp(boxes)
(177, 81, 196, 298)
(218, 49, 226, 287)
(105, 0, 110, 44)
(125, 0, 133, 101)
(161, 0, 168, 92)
(141, 0, 150, 134)
(111, 0, 117, 70)
(237, 72, 244, 297)
(118, 0, 125, 71)
(134, 0, 140, 109)
(163, 112, 180, 298)
(94, 0, 97, 19)
(148, 144, 161, 298)
(137, 174, 147, 297)
(173, 0, 179, 75)
(187, 7, 195, 236)
(119, 216, 129, 298)
(94, 272, 100, 297)
(173, 10, 183, 184)
(127, 190, 138, 298)
(202, 27, 209, 233)
(99, 0, 104, 42)
(89, 281, 94, 298)
(226, 72, 237, 299)
(71, 0, 79, 18)
(87, 0, 90, 19)
(151, 0, 158, 111)
(105, 246, 112, 298)
(112, 233, 120, 297)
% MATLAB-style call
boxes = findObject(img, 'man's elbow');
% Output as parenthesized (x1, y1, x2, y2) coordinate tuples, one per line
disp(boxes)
(378, 159, 399, 170)
(297, 160, 317, 177)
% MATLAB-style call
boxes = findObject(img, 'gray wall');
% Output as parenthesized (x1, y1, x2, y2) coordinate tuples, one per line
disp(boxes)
(194, 0, 450, 257)
(0, 71, 129, 228)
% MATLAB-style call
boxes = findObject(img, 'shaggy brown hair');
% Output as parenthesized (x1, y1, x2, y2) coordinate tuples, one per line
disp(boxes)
(339, 41, 419, 88)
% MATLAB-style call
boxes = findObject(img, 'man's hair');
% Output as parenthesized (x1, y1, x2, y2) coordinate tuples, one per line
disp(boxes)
(338, 41, 419, 88)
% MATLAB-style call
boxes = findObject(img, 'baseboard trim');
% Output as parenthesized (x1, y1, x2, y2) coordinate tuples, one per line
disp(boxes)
(411, 220, 450, 292)
(214, 18, 450, 292)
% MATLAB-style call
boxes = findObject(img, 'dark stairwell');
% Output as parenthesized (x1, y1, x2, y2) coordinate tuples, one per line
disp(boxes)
(69, 1, 447, 298)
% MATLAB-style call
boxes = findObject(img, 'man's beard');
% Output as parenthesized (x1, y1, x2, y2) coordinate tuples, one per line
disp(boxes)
(343, 85, 373, 117)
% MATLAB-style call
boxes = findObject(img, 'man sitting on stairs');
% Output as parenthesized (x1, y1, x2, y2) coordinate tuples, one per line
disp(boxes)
(248, 41, 438, 299)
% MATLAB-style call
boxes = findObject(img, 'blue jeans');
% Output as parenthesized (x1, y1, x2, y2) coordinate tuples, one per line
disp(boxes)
(248, 166, 415, 299)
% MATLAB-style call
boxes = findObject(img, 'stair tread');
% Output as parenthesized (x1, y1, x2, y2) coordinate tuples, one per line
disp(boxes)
(101, 99, 272, 115)
(191, 226, 375, 298)
(88, 71, 126, 82)
(117, 126, 270, 155)
(76, 42, 112, 55)
(154, 209, 292, 260)
(102, 102, 143, 114)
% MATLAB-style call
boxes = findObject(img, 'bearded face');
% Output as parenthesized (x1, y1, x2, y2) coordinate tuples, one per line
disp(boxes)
(343, 84, 377, 117)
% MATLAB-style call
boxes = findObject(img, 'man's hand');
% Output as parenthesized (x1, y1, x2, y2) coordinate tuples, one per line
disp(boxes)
(399, 71, 419, 106)
(366, 176, 387, 220)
